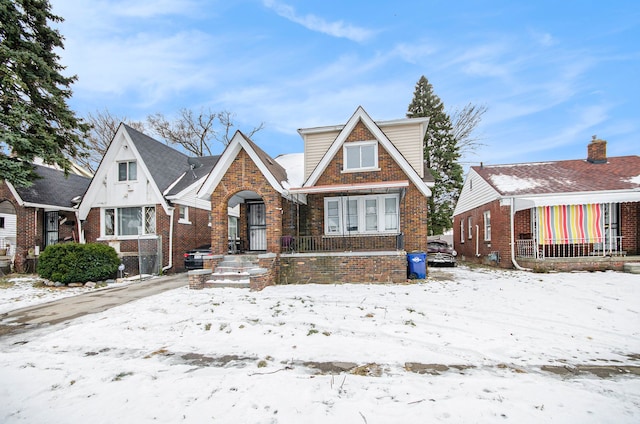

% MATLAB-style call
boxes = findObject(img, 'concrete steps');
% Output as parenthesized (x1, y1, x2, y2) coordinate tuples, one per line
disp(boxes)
(204, 255, 267, 288)
(623, 263, 640, 274)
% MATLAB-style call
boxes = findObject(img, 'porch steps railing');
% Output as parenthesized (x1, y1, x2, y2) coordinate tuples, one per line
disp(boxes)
(280, 234, 404, 253)
(516, 236, 625, 259)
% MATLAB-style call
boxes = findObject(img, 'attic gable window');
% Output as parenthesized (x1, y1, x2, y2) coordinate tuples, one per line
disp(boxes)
(118, 161, 137, 182)
(343, 141, 378, 172)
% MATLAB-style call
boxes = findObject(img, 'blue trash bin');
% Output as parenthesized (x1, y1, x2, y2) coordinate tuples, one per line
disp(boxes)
(407, 252, 426, 279)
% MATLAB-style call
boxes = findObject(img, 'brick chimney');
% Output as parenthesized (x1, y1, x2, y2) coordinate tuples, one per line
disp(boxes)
(587, 135, 607, 164)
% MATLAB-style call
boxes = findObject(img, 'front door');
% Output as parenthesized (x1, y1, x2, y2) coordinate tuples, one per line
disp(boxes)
(248, 202, 266, 251)
(44, 211, 59, 247)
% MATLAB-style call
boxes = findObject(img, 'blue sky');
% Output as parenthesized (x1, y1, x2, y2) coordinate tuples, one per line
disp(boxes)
(50, 0, 640, 166)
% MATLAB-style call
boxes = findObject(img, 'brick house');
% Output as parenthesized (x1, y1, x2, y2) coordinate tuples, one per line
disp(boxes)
(198, 106, 433, 285)
(0, 163, 91, 272)
(78, 124, 220, 275)
(452, 137, 640, 271)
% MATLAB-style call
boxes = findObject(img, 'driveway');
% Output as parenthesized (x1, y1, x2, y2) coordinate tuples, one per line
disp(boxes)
(0, 273, 188, 336)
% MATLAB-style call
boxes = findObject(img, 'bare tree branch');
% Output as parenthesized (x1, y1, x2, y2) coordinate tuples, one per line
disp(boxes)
(80, 109, 146, 172)
(450, 102, 488, 157)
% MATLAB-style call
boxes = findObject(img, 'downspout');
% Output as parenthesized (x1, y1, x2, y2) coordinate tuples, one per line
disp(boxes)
(475, 225, 480, 257)
(510, 197, 532, 271)
(162, 207, 174, 273)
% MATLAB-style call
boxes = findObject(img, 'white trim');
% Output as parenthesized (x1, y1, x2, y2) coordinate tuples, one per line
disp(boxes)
(78, 124, 172, 219)
(303, 106, 432, 198)
(197, 131, 286, 199)
(289, 180, 409, 194)
(343, 140, 378, 172)
(323, 193, 400, 236)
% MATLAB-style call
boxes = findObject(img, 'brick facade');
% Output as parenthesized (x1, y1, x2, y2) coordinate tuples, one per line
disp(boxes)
(306, 120, 429, 252)
(454, 200, 640, 270)
(83, 202, 211, 275)
(453, 199, 511, 268)
(279, 253, 408, 284)
(209, 149, 285, 257)
(1, 181, 84, 273)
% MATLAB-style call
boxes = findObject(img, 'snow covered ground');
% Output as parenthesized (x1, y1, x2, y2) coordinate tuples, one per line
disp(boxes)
(1, 266, 639, 423)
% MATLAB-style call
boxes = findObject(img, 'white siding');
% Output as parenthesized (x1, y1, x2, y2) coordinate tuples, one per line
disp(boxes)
(453, 169, 501, 216)
(0, 212, 17, 253)
(303, 130, 340, 180)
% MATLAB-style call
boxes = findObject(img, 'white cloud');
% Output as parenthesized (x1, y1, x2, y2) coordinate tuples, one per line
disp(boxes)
(262, 0, 374, 42)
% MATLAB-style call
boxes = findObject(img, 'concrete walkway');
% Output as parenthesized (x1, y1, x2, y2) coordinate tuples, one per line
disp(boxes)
(0, 273, 188, 337)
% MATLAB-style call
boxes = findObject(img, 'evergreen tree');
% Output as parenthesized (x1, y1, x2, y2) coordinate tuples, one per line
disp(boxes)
(407, 76, 463, 235)
(0, 0, 89, 187)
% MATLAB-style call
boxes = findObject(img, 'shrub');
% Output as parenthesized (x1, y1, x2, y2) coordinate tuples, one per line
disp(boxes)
(37, 243, 120, 284)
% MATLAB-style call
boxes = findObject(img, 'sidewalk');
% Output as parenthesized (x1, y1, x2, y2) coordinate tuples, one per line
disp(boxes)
(0, 273, 188, 337)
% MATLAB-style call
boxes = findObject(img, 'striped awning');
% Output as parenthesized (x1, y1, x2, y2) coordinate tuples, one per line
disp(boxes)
(537, 204, 603, 245)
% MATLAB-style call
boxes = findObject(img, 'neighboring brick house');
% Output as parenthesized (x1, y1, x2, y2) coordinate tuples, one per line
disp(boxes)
(453, 137, 640, 271)
(198, 106, 433, 284)
(78, 124, 220, 275)
(0, 163, 91, 272)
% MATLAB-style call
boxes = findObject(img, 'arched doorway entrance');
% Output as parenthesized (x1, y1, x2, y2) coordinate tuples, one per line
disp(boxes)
(228, 190, 266, 252)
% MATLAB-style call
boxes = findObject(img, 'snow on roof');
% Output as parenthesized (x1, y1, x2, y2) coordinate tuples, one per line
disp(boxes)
(275, 153, 304, 189)
(627, 175, 640, 185)
(488, 174, 545, 193)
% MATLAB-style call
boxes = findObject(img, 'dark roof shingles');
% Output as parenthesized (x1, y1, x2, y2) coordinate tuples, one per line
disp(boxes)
(14, 164, 91, 208)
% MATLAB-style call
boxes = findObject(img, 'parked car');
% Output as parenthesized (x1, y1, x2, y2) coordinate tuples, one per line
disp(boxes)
(427, 239, 457, 266)
(183, 245, 212, 270)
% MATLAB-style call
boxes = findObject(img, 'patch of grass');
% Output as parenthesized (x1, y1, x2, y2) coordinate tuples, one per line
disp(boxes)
(307, 328, 319, 336)
(112, 371, 134, 381)
(257, 360, 268, 368)
(404, 320, 416, 327)
(0, 278, 14, 289)
(204, 323, 212, 331)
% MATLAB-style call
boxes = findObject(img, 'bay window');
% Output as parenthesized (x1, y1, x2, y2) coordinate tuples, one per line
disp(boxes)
(324, 194, 399, 235)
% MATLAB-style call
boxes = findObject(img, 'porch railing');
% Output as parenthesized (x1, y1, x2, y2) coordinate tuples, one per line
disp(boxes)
(280, 234, 404, 253)
(516, 236, 625, 259)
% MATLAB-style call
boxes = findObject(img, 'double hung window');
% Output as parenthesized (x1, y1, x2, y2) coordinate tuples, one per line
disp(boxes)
(118, 161, 137, 182)
(324, 194, 399, 235)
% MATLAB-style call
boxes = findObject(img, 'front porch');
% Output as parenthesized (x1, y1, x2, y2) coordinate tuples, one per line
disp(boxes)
(515, 236, 640, 272)
(279, 233, 404, 253)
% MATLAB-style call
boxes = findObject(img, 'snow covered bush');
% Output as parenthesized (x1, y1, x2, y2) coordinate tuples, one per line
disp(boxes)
(37, 243, 120, 284)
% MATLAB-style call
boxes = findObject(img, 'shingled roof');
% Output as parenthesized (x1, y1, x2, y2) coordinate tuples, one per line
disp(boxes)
(165, 154, 220, 196)
(123, 124, 190, 193)
(472, 155, 640, 196)
(13, 164, 91, 209)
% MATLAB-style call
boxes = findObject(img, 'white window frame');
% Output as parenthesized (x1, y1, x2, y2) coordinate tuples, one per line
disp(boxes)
(178, 205, 190, 224)
(467, 216, 473, 239)
(324, 194, 399, 235)
(101, 206, 156, 238)
(460, 218, 465, 243)
(483, 211, 491, 241)
(117, 161, 137, 182)
(343, 141, 378, 172)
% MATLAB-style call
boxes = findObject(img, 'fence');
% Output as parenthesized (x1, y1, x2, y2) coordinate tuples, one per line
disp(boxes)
(516, 236, 625, 259)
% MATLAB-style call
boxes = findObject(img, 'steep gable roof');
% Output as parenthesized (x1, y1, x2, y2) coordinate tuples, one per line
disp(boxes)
(124, 124, 190, 193)
(197, 131, 290, 199)
(9, 164, 91, 211)
(302, 106, 432, 197)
